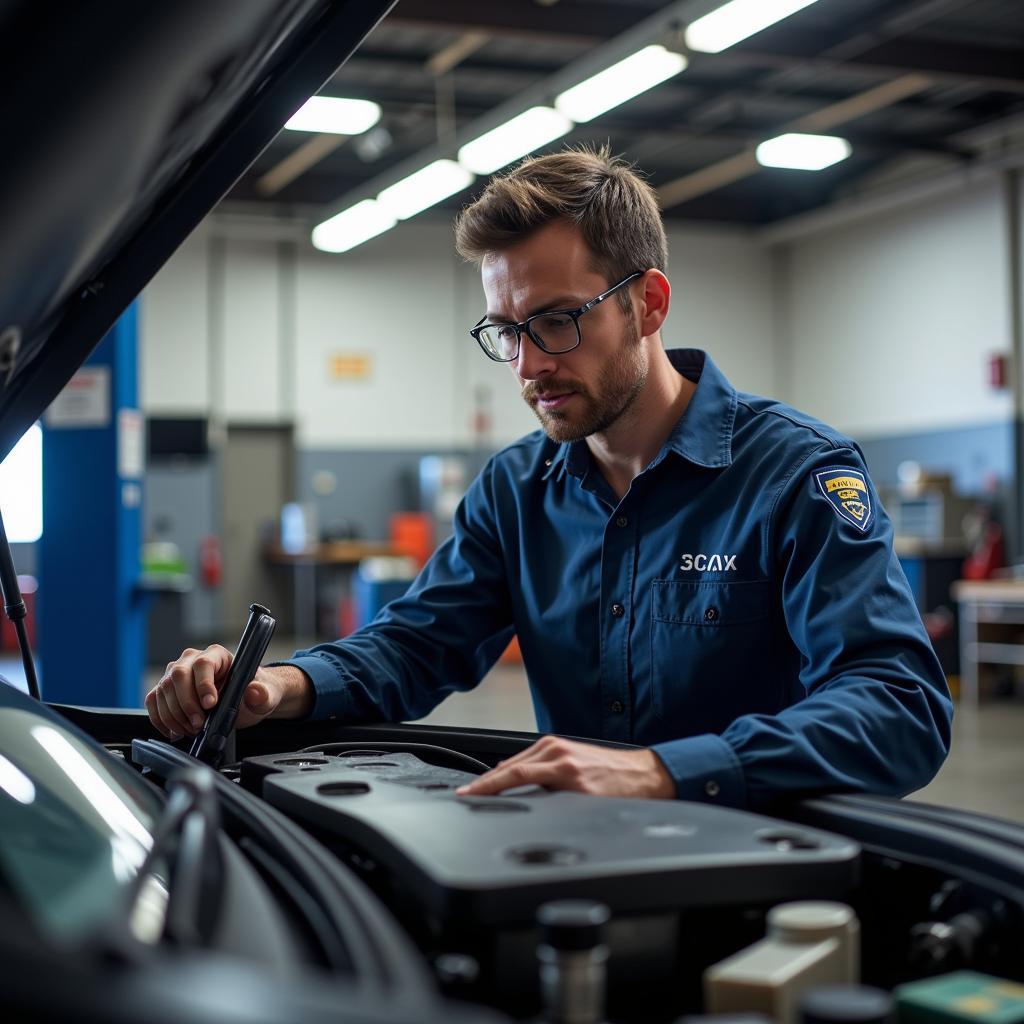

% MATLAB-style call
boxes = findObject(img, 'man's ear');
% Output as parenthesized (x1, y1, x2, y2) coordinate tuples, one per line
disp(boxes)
(637, 270, 670, 338)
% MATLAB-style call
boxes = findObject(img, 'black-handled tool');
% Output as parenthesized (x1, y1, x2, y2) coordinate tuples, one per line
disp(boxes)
(190, 603, 276, 767)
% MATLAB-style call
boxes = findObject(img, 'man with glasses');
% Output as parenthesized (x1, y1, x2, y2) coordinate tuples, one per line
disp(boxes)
(147, 148, 951, 810)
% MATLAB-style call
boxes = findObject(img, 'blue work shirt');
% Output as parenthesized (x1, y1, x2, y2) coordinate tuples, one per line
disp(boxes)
(289, 349, 952, 810)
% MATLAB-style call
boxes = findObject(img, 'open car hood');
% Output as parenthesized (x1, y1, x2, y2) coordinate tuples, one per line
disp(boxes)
(0, 0, 393, 460)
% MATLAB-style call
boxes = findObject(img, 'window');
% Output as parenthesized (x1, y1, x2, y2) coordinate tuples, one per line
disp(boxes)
(0, 425, 42, 543)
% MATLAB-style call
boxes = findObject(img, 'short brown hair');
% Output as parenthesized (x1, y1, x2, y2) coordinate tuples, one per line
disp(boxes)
(454, 145, 667, 296)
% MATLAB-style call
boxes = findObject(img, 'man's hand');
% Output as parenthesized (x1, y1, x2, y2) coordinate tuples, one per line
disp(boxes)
(144, 645, 314, 740)
(455, 735, 675, 799)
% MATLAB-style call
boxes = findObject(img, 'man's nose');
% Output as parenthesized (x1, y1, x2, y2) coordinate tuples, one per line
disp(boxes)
(515, 333, 558, 381)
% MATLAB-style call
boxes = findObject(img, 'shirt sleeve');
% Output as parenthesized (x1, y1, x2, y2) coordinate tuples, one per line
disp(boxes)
(283, 458, 515, 723)
(653, 443, 953, 811)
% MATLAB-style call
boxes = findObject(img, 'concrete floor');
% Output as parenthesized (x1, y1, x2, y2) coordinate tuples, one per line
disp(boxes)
(4, 646, 1022, 821)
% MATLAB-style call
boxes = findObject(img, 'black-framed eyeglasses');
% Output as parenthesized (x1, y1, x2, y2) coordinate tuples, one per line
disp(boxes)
(470, 271, 644, 363)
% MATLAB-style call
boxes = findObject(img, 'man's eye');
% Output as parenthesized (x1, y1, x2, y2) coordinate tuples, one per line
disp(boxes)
(539, 315, 572, 330)
(495, 325, 516, 340)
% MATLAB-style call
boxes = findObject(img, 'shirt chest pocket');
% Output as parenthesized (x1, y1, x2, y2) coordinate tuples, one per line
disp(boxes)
(650, 579, 777, 731)
(653, 579, 771, 626)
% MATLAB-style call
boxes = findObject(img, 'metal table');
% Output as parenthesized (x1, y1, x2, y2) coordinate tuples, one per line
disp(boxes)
(952, 579, 1024, 707)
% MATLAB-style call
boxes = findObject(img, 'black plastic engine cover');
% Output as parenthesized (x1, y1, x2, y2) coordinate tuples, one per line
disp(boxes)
(248, 749, 860, 928)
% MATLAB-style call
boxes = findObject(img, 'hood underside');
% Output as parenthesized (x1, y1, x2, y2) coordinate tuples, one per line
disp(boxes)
(0, 0, 392, 460)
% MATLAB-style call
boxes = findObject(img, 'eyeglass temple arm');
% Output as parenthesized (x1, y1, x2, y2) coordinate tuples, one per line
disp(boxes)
(585, 271, 644, 313)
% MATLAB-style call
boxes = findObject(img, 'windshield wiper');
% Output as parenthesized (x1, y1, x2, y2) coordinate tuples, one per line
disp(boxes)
(123, 767, 225, 948)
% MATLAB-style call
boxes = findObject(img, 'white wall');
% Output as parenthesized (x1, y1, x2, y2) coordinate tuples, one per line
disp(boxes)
(140, 180, 1019, 452)
(294, 223, 464, 449)
(223, 238, 286, 422)
(666, 225, 779, 398)
(140, 216, 779, 448)
(782, 178, 1013, 437)
(140, 224, 211, 414)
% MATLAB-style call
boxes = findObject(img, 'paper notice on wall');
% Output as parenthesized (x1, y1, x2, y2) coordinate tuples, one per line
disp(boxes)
(329, 353, 372, 380)
(118, 408, 144, 479)
(45, 367, 111, 428)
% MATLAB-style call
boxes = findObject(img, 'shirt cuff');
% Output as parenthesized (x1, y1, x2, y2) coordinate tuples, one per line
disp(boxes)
(650, 733, 747, 807)
(271, 655, 357, 721)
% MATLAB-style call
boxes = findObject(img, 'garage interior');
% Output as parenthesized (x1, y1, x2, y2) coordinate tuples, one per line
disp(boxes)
(5, 0, 1024, 820)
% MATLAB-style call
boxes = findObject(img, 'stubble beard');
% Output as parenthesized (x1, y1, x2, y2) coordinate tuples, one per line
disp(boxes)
(523, 318, 648, 444)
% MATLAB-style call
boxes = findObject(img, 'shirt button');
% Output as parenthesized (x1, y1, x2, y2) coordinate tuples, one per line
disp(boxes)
(704, 607, 719, 622)
(611, 603, 625, 618)
(615, 516, 628, 528)
(545, 459, 552, 466)
(705, 780, 720, 798)
(610, 700, 624, 714)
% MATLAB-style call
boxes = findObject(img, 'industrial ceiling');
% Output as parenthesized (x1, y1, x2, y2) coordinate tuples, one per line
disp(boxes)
(224, 0, 1024, 228)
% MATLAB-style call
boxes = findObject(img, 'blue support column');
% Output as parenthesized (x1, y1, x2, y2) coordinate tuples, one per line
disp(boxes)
(40, 305, 145, 706)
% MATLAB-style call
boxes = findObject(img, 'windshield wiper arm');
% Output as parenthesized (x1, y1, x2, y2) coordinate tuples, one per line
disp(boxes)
(125, 767, 225, 948)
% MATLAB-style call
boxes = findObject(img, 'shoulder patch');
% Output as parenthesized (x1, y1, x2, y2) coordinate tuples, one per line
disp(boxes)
(814, 466, 874, 532)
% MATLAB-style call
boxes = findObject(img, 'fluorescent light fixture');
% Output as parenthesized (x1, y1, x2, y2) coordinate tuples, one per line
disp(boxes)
(459, 106, 573, 175)
(756, 133, 852, 170)
(686, 0, 822, 54)
(312, 199, 397, 253)
(285, 96, 381, 135)
(377, 159, 475, 220)
(555, 45, 688, 123)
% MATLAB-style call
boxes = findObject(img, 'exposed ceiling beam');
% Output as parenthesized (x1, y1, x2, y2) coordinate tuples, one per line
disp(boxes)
(332, 49, 1010, 125)
(658, 74, 933, 209)
(615, 118, 977, 161)
(256, 134, 348, 197)
(342, 45, 578, 78)
(726, 35, 1024, 93)
(658, 151, 759, 211)
(790, 73, 933, 132)
(425, 29, 490, 77)
(653, 0, 973, 161)
(869, 0, 988, 38)
(387, 0, 641, 40)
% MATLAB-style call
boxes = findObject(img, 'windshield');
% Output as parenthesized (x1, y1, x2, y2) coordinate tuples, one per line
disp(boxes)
(0, 705, 165, 940)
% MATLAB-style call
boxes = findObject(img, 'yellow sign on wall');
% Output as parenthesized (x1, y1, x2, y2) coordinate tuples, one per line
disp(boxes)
(329, 353, 372, 380)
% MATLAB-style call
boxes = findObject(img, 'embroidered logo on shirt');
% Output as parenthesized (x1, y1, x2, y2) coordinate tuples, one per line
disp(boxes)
(679, 553, 737, 572)
(814, 467, 873, 532)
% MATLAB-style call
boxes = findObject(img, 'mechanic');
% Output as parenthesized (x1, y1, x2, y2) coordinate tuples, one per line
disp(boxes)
(146, 147, 953, 811)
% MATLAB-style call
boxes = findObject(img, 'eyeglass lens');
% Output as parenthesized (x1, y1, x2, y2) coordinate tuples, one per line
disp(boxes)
(478, 312, 580, 360)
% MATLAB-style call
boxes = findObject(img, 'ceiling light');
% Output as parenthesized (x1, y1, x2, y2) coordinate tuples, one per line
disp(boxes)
(555, 45, 688, 123)
(685, 0, 822, 54)
(312, 199, 396, 253)
(458, 106, 573, 176)
(755, 133, 852, 171)
(285, 96, 381, 135)
(377, 160, 476, 220)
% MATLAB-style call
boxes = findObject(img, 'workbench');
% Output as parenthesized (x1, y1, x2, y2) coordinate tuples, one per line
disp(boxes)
(952, 578, 1024, 707)
(264, 540, 396, 640)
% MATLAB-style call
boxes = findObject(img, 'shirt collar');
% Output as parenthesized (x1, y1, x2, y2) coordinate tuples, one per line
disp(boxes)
(662, 348, 736, 469)
(541, 348, 737, 480)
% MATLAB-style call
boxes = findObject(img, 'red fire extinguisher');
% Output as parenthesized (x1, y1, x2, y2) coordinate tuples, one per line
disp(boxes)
(199, 535, 223, 588)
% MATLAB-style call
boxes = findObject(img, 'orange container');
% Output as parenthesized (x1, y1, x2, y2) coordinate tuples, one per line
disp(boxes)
(389, 512, 434, 568)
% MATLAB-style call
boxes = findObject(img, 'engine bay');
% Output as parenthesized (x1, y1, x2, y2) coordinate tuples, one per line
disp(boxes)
(125, 728, 1024, 1023)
